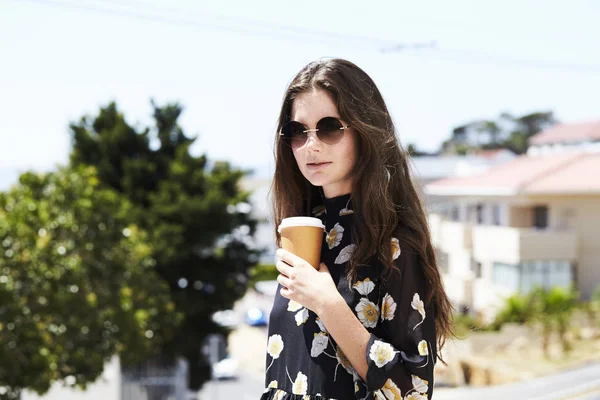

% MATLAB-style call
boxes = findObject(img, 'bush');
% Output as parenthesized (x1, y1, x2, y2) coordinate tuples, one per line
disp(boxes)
(248, 264, 278, 288)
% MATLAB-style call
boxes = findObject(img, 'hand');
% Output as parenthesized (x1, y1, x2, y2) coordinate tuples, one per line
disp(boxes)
(275, 248, 341, 316)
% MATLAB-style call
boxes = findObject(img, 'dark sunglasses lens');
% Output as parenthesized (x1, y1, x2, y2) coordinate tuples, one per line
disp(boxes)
(317, 117, 345, 144)
(281, 121, 306, 148)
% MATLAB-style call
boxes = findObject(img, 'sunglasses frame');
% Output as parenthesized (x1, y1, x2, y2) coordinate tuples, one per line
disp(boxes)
(279, 117, 350, 148)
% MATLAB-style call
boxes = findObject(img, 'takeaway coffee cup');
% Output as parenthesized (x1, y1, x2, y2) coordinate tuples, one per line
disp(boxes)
(277, 217, 325, 269)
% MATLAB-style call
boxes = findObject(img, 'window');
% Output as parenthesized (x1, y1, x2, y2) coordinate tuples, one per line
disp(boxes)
(451, 206, 460, 222)
(476, 204, 484, 224)
(533, 206, 548, 229)
(493, 204, 501, 226)
(493, 260, 573, 294)
(493, 262, 520, 292)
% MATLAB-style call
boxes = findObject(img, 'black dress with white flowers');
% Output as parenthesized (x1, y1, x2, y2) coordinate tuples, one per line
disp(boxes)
(261, 190, 437, 400)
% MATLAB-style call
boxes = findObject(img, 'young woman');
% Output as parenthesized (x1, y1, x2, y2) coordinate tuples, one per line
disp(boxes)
(262, 59, 453, 400)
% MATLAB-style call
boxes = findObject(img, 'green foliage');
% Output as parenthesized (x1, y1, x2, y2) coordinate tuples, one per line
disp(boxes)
(528, 286, 578, 357)
(0, 166, 182, 399)
(495, 294, 535, 324)
(442, 111, 557, 155)
(248, 264, 278, 288)
(69, 101, 263, 389)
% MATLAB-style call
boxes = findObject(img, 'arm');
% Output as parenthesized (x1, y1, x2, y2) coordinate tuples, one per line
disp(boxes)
(318, 242, 437, 399)
(316, 293, 371, 382)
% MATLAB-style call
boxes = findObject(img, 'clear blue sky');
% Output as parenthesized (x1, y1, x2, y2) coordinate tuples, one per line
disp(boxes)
(2, 0, 600, 186)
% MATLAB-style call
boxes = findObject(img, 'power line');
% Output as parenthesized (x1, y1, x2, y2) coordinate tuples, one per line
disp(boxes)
(13, 0, 600, 74)
(16, 0, 428, 51)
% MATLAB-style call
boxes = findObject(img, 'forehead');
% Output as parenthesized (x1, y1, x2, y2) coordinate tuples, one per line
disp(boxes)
(291, 89, 341, 124)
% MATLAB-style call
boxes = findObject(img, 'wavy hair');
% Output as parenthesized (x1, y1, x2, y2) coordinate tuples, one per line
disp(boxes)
(270, 58, 454, 361)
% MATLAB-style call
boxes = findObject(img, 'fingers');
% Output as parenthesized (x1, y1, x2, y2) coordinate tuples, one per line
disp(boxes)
(276, 248, 305, 268)
(275, 260, 293, 277)
(276, 272, 291, 289)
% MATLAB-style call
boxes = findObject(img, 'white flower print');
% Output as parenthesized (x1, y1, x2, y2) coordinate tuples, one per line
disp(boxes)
(411, 293, 426, 330)
(266, 334, 284, 373)
(381, 293, 397, 321)
(418, 340, 429, 356)
(374, 379, 402, 400)
(369, 340, 398, 368)
(315, 317, 327, 333)
(405, 393, 427, 400)
(268, 380, 278, 389)
(295, 308, 309, 326)
(310, 332, 329, 358)
(287, 300, 303, 312)
(391, 237, 401, 260)
(353, 277, 375, 296)
(412, 375, 429, 394)
(339, 198, 354, 216)
(326, 222, 344, 249)
(274, 389, 286, 400)
(355, 298, 380, 328)
(267, 334, 284, 359)
(335, 244, 356, 264)
(292, 371, 308, 395)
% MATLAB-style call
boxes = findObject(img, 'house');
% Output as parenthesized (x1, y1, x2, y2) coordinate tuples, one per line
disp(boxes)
(425, 121, 600, 320)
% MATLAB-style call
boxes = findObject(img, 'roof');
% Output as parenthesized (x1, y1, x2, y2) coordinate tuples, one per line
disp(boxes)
(530, 121, 600, 145)
(425, 152, 600, 196)
(410, 152, 516, 181)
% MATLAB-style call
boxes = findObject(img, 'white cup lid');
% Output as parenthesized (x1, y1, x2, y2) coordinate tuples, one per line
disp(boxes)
(278, 217, 325, 233)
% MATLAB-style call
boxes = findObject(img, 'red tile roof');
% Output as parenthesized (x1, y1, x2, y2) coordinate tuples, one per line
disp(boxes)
(530, 121, 600, 145)
(426, 152, 600, 195)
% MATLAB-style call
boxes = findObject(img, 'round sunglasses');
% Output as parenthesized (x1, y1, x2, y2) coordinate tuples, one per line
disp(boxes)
(279, 117, 350, 149)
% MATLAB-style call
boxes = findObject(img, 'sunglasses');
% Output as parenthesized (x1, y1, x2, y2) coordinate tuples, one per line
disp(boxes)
(279, 117, 350, 149)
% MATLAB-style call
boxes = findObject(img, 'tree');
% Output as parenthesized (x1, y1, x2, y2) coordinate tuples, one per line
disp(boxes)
(69, 101, 262, 389)
(0, 167, 181, 399)
(442, 111, 557, 155)
(529, 286, 578, 358)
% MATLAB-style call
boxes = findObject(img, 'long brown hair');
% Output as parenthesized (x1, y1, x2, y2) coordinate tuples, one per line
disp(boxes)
(270, 58, 454, 361)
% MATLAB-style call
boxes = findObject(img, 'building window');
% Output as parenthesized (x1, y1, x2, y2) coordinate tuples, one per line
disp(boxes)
(533, 206, 548, 229)
(476, 204, 484, 225)
(493, 204, 501, 226)
(492, 262, 520, 293)
(451, 206, 460, 222)
(493, 260, 573, 294)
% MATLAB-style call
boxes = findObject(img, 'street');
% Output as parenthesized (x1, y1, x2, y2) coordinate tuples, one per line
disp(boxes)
(197, 373, 264, 400)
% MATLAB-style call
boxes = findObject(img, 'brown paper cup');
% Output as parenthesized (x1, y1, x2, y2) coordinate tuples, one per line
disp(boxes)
(278, 217, 325, 269)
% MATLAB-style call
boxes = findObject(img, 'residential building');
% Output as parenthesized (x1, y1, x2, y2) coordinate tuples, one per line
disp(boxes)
(426, 121, 600, 321)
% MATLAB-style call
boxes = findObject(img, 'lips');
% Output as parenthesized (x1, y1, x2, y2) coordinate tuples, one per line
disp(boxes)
(306, 162, 331, 172)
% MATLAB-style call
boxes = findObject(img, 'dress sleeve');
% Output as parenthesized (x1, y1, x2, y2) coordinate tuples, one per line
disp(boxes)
(354, 241, 437, 399)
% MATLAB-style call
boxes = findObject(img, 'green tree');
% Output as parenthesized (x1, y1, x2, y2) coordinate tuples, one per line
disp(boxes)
(0, 167, 181, 399)
(529, 286, 578, 358)
(495, 293, 534, 324)
(69, 101, 262, 389)
(442, 111, 557, 155)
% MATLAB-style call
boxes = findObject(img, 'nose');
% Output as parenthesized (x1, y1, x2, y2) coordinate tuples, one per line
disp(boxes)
(304, 130, 322, 149)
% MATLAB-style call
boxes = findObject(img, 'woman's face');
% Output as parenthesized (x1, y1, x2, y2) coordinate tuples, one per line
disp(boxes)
(289, 89, 357, 199)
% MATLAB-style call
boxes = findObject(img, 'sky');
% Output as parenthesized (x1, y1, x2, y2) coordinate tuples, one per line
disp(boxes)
(1, 0, 600, 188)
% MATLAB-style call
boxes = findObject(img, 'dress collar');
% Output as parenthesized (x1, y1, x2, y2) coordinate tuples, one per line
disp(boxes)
(318, 187, 354, 217)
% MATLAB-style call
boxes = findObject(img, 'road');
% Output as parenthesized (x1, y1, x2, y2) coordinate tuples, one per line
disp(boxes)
(435, 362, 600, 400)
(197, 372, 264, 400)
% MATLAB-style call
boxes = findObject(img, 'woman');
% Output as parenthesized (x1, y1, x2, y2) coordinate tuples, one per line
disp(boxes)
(262, 59, 453, 400)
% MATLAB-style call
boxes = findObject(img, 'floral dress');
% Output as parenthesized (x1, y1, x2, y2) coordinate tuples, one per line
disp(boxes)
(261, 191, 436, 400)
